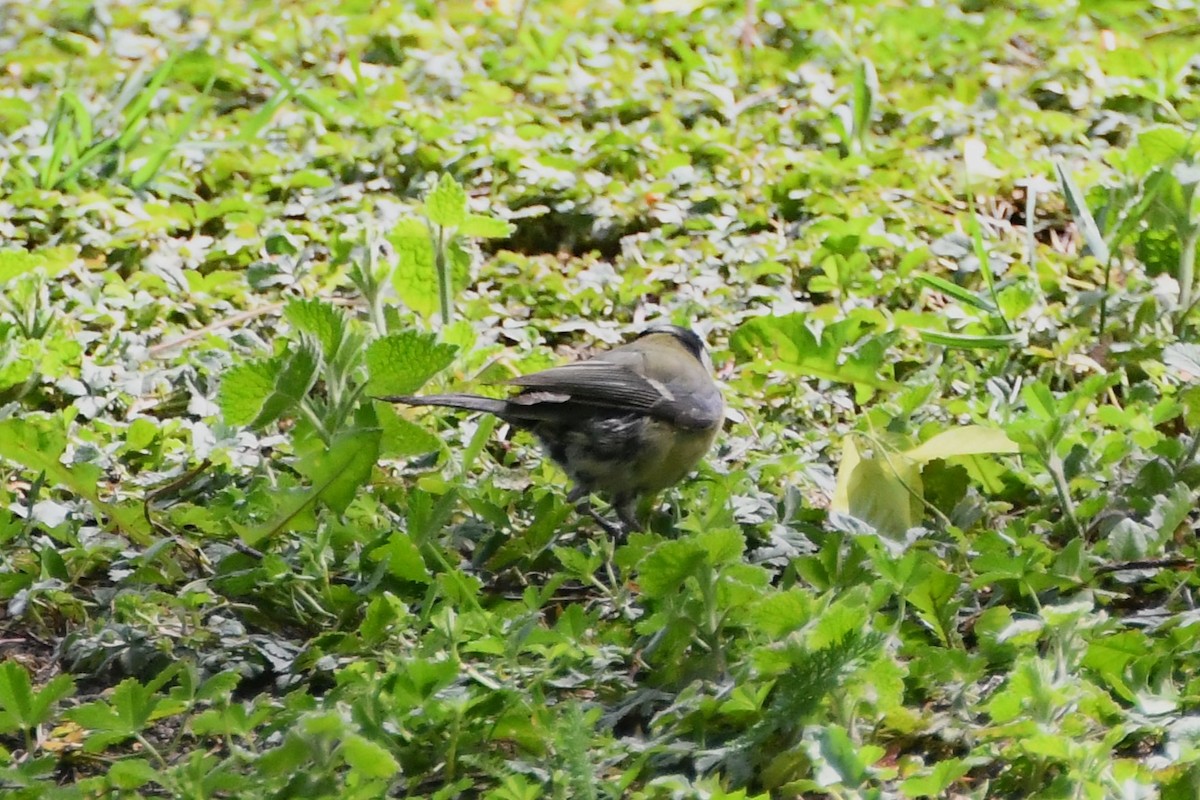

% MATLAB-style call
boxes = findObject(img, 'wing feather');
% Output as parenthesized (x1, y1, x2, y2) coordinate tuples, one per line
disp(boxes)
(507, 362, 668, 412)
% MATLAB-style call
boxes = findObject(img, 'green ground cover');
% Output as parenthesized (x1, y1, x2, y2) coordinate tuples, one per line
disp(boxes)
(1, 0, 1199, 796)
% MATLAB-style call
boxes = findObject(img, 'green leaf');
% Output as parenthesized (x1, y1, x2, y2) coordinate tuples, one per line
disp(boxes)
(1149, 483, 1193, 539)
(636, 538, 707, 598)
(284, 299, 348, 362)
(424, 172, 467, 227)
(696, 529, 745, 566)
(850, 57, 877, 150)
(371, 530, 431, 583)
(900, 758, 972, 798)
(812, 724, 869, 787)
(294, 429, 381, 515)
(342, 733, 400, 778)
(107, 758, 160, 790)
(458, 213, 514, 239)
(28, 674, 74, 730)
(365, 331, 458, 397)
(388, 216, 438, 320)
(0, 661, 34, 732)
(447, 237, 472, 293)
(0, 246, 77, 285)
(218, 360, 278, 426)
(0, 416, 151, 543)
(219, 342, 320, 429)
(905, 568, 961, 647)
(750, 590, 815, 638)
(1107, 518, 1157, 560)
(731, 312, 898, 390)
(240, 430, 381, 546)
(376, 402, 442, 457)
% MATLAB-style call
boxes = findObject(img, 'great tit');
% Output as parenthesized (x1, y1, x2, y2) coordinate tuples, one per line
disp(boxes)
(385, 325, 724, 534)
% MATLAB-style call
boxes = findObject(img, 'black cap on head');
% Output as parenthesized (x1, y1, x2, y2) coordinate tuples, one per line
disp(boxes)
(638, 324, 707, 362)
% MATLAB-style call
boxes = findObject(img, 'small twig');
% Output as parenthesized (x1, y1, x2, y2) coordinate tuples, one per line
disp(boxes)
(147, 302, 286, 357)
(1094, 557, 1195, 576)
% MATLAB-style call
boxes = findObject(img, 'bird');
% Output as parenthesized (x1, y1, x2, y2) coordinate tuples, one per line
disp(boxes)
(383, 324, 725, 534)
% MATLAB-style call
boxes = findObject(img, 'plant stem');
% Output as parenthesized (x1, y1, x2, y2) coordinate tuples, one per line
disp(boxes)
(1098, 256, 1112, 338)
(1046, 450, 1082, 539)
(435, 224, 452, 326)
(1176, 225, 1199, 333)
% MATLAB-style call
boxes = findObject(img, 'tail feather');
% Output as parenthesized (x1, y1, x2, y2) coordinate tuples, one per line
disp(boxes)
(383, 393, 511, 417)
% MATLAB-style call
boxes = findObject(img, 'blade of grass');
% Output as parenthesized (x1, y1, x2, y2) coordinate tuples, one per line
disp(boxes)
(914, 272, 998, 314)
(966, 192, 1013, 333)
(851, 57, 877, 153)
(117, 51, 182, 150)
(1055, 161, 1110, 264)
(916, 329, 1022, 350)
(130, 95, 210, 189)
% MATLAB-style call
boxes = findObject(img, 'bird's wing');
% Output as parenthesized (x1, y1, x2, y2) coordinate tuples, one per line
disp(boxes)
(507, 360, 669, 413)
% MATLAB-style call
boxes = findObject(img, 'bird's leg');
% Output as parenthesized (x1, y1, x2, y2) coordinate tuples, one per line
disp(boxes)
(583, 503, 628, 542)
(614, 495, 641, 537)
(568, 485, 627, 537)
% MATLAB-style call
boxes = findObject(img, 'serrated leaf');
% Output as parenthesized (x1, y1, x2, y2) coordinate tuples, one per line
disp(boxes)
(365, 331, 458, 397)
(108, 758, 160, 790)
(219, 343, 319, 429)
(342, 733, 400, 778)
(696, 528, 744, 566)
(376, 402, 442, 457)
(29, 674, 74, 729)
(750, 589, 815, 638)
(904, 426, 1019, 462)
(447, 237, 471, 293)
(636, 538, 707, 597)
(218, 360, 278, 426)
(284, 299, 347, 362)
(388, 217, 438, 320)
(906, 568, 961, 647)
(424, 172, 467, 227)
(458, 213, 514, 239)
(0, 661, 34, 732)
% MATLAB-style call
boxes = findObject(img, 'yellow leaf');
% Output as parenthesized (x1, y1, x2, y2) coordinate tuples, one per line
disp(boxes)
(904, 426, 1018, 463)
(834, 437, 923, 538)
